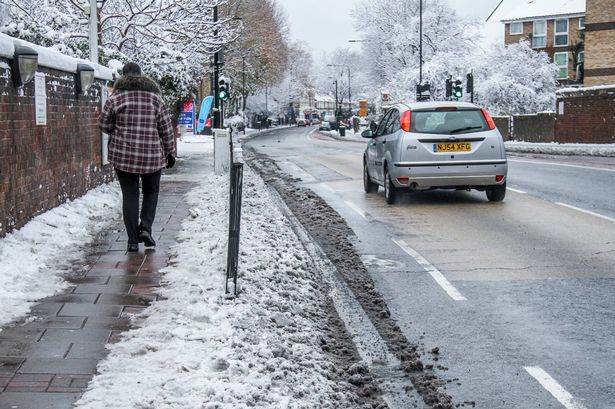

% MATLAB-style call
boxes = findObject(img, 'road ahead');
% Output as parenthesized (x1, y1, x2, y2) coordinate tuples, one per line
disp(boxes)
(244, 126, 615, 409)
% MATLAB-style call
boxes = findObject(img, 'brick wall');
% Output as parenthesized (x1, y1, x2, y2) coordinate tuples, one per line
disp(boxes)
(493, 116, 511, 140)
(513, 113, 557, 142)
(556, 86, 615, 144)
(584, 0, 615, 86)
(0, 58, 114, 237)
(493, 114, 556, 142)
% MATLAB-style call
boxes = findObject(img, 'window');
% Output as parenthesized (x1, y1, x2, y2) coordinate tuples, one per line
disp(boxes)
(532, 20, 547, 48)
(578, 51, 585, 63)
(555, 19, 569, 46)
(554, 52, 569, 79)
(375, 111, 393, 137)
(384, 110, 400, 135)
(412, 110, 489, 135)
(579, 17, 586, 30)
(510, 22, 523, 35)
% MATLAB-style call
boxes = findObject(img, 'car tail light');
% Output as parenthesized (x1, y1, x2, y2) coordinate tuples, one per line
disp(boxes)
(495, 175, 505, 182)
(481, 108, 496, 130)
(397, 177, 409, 184)
(435, 107, 458, 111)
(401, 111, 412, 132)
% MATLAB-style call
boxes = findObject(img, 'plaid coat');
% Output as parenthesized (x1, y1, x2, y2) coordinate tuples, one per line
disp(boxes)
(100, 75, 175, 174)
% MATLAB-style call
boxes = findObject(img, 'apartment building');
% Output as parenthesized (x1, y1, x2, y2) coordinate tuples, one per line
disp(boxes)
(584, 0, 615, 85)
(500, 0, 586, 84)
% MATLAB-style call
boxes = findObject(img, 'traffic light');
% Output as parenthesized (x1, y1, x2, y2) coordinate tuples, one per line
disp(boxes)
(218, 76, 230, 101)
(453, 78, 463, 99)
(466, 73, 474, 94)
(416, 83, 431, 102)
(445, 78, 452, 99)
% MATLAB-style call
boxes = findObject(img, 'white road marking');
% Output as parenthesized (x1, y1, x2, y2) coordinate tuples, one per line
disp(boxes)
(392, 239, 467, 301)
(509, 158, 615, 173)
(279, 160, 317, 183)
(524, 366, 587, 409)
(507, 187, 527, 194)
(345, 201, 373, 221)
(556, 202, 615, 223)
(320, 183, 335, 193)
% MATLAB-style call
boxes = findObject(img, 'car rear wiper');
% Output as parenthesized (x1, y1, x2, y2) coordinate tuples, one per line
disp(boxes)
(449, 126, 483, 134)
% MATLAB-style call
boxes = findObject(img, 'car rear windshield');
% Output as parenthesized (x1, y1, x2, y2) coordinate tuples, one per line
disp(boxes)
(411, 109, 489, 134)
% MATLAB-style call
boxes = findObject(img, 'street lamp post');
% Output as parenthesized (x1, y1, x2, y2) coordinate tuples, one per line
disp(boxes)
(242, 56, 246, 134)
(88, 0, 97, 63)
(333, 79, 338, 118)
(419, 0, 423, 86)
(328, 64, 351, 116)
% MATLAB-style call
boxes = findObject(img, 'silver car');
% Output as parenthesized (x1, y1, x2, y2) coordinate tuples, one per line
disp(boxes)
(362, 102, 508, 204)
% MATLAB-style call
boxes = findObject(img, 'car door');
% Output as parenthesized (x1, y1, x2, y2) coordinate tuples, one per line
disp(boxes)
(366, 111, 392, 182)
(374, 110, 397, 182)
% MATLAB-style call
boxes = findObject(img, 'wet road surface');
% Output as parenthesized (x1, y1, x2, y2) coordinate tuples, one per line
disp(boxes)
(245, 126, 615, 409)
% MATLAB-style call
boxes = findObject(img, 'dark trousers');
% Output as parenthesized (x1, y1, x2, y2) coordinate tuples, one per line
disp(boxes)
(115, 168, 162, 244)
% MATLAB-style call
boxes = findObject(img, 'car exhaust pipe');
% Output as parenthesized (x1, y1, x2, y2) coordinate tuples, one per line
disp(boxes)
(409, 182, 419, 190)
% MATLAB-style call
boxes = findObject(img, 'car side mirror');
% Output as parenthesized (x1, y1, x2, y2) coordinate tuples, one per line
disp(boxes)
(361, 130, 374, 138)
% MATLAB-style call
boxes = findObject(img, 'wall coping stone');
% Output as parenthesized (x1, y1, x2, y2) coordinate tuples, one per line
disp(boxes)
(0, 33, 114, 80)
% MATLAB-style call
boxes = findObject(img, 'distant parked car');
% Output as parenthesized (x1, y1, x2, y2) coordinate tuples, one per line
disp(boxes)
(312, 118, 321, 125)
(319, 121, 331, 131)
(362, 101, 508, 204)
(297, 119, 306, 127)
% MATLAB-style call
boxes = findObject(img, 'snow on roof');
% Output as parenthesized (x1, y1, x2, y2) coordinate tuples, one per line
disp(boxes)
(0, 33, 114, 80)
(315, 94, 334, 102)
(500, 0, 585, 22)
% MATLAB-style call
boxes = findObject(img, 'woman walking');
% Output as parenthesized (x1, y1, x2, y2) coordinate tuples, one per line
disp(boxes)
(100, 62, 176, 252)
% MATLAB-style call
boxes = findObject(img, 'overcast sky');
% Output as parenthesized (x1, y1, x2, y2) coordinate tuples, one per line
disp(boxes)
(277, 0, 513, 55)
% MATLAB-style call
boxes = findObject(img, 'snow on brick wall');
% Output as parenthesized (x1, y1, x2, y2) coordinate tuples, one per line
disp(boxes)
(0, 57, 114, 238)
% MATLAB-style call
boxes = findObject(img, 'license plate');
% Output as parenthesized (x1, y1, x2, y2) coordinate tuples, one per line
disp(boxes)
(434, 143, 471, 152)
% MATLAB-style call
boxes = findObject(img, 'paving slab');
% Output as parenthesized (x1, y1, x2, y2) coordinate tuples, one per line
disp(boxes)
(0, 174, 196, 406)
(0, 392, 81, 409)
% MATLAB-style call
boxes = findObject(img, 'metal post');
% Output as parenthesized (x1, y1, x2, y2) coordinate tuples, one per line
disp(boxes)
(89, 0, 98, 63)
(242, 56, 246, 134)
(334, 80, 338, 118)
(226, 162, 244, 296)
(213, 6, 221, 129)
(347, 67, 351, 116)
(419, 0, 423, 86)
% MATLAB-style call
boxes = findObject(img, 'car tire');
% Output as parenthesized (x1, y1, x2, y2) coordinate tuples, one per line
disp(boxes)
(486, 182, 506, 202)
(364, 160, 378, 194)
(384, 167, 398, 204)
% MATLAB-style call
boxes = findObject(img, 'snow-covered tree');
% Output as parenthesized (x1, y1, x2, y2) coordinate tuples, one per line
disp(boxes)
(474, 41, 558, 115)
(222, 0, 289, 114)
(0, 0, 240, 110)
(352, 0, 477, 103)
(351, 0, 558, 115)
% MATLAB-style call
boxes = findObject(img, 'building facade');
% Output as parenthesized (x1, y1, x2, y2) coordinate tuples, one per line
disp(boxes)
(502, 10, 586, 84)
(584, 0, 615, 85)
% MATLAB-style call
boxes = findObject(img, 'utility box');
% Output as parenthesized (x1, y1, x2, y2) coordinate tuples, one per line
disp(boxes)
(214, 129, 231, 175)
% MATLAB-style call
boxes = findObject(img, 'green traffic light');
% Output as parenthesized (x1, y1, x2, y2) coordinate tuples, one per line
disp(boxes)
(219, 90, 229, 100)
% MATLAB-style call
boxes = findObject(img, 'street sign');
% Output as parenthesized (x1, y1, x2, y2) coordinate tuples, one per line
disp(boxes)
(179, 101, 195, 133)
(359, 99, 368, 117)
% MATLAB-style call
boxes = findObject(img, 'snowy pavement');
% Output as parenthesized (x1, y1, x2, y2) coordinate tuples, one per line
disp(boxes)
(75, 141, 369, 408)
(0, 185, 121, 330)
(0, 134, 377, 408)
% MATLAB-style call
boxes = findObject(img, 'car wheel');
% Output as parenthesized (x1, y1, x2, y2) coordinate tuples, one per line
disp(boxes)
(486, 182, 506, 202)
(364, 160, 378, 194)
(384, 167, 398, 204)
